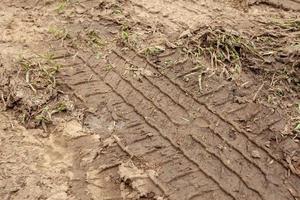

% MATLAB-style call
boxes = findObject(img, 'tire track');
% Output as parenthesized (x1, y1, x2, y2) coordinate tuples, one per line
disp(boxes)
(104, 59, 264, 199)
(57, 45, 298, 199)
(107, 48, 299, 200)
(154, 49, 294, 175)
(127, 47, 297, 171)
(53, 14, 298, 198)
(103, 68, 238, 200)
(59, 53, 234, 199)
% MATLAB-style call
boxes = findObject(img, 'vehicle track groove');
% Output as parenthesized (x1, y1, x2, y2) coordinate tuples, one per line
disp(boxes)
(107, 47, 300, 199)
(110, 49, 290, 175)
(127, 46, 298, 175)
(107, 52, 276, 196)
(62, 54, 236, 199)
(102, 66, 266, 199)
(58, 45, 299, 199)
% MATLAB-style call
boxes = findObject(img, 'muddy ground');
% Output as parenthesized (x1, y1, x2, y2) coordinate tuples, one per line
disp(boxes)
(0, 0, 300, 200)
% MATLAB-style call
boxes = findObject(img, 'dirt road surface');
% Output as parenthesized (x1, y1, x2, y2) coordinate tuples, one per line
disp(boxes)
(0, 0, 299, 200)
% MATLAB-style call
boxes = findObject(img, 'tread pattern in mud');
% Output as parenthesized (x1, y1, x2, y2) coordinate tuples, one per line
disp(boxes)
(61, 55, 233, 199)
(57, 45, 300, 200)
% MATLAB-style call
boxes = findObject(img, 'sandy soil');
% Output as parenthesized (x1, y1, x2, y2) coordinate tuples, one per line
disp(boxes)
(0, 0, 299, 200)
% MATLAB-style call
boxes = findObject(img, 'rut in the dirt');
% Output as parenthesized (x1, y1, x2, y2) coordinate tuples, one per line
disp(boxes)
(59, 45, 300, 200)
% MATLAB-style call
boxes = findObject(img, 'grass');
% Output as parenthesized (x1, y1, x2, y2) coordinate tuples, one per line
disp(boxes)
(143, 46, 165, 56)
(48, 26, 70, 40)
(184, 26, 259, 75)
(271, 19, 300, 32)
(35, 101, 68, 125)
(86, 30, 106, 49)
(120, 25, 130, 43)
(176, 24, 299, 105)
(19, 56, 61, 90)
(118, 25, 139, 48)
(31, 101, 69, 132)
(104, 64, 115, 71)
(163, 60, 173, 67)
(15, 55, 65, 127)
(294, 103, 300, 134)
(295, 122, 300, 133)
(111, 4, 123, 15)
(121, 30, 129, 42)
(18, 52, 62, 93)
(55, 0, 74, 14)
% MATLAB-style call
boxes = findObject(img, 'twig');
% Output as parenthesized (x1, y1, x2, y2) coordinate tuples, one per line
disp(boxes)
(25, 70, 37, 93)
(198, 73, 203, 92)
(112, 135, 134, 158)
(176, 65, 202, 78)
(88, 74, 94, 81)
(1, 92, 7, 110)
(253, 82, 265, 102)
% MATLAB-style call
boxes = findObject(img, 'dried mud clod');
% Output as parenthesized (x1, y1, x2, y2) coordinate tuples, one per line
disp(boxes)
(0, 56, 73, 130)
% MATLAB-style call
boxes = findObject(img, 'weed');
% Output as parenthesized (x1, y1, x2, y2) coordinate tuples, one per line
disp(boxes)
(35, 106, 52, 124)
(19, 58, 36, 71)
(295, 122, 300, 132)
(41, 52, 56, 61)
(163, 60, 173, 67)
(119, 24, 131, 43)
(104, 64, 115, 71)
(144, 46, 165, 57)
(86, 30, 106, 48)
(271, 19, 300, 32)
(34, 101, 68, 130)
(53, 102, 68, 113)
(121, 30, 129, 42)
(117, 24, 140, 48)
(48, 26, 70, 40)
(95, 52, 102, 59)
(0, 55, 65, 129)
(56, 0, 71, 14)
(185, 27, 259, 71)
(111, 4, 122, 15)
(18, 55, 61, 90)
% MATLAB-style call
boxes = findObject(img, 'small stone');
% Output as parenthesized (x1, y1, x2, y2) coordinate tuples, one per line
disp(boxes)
(75, 7, 86, 14)
(265, 141, 271, 148)
(251, 150, 261, 159)
(103, 137, 115, 147)
(165, 40, 177, 48)
(141, 69, 154, 77)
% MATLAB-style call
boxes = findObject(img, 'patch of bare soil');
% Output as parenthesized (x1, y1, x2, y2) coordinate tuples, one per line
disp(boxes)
(1, 0, 300, 200)
(0, 113, 79, 200)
